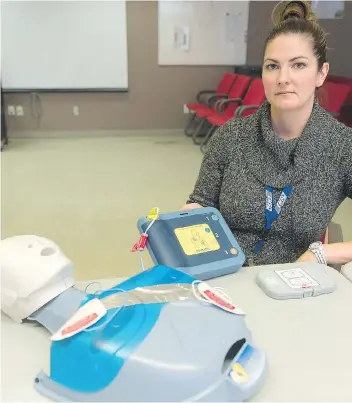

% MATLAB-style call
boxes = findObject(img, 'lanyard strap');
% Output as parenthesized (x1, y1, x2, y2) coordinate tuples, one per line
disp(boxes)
(253, 185, 293, 255)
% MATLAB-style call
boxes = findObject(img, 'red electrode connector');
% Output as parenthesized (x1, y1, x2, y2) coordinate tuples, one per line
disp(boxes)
(131, 233, 148, 252)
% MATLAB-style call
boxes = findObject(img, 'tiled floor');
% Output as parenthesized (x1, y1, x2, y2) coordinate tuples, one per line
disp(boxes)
(1, 134, 351, 280)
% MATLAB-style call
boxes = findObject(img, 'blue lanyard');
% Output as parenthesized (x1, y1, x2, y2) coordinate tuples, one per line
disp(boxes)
(253, 185, 293, 255)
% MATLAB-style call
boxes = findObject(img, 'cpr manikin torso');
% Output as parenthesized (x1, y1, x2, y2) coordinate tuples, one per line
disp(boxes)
(0, 235, 268, 402)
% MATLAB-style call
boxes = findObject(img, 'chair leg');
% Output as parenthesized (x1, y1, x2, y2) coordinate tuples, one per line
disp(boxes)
(184, 113, 198, 136)
(191, 119, 208, 144)
(200, 126, 216, 153)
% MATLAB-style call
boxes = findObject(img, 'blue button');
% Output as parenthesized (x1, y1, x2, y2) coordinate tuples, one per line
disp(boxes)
(205, 228, 210, 233)
(212, 215, 219, 221)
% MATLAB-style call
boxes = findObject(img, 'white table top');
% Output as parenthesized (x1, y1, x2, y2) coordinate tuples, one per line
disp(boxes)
(2, 263, 352, 402)
(342, 261, 352, 282)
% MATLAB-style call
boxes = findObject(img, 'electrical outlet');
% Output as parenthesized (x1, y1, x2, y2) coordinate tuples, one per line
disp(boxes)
(7, 105, 16, 116)
(183, 104, 190, 114)
(16, 105, 24, 116)
(73, 105, 80, 116)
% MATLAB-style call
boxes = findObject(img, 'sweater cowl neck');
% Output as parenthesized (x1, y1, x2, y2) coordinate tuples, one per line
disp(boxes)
(241, 97, 330, 189)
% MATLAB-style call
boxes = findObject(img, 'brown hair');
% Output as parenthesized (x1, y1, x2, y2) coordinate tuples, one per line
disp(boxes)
(265, 1, 328, 70)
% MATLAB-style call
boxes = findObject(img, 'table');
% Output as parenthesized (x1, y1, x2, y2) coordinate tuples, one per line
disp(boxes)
(342, 262, 352, 282)
(2, 263, 352, 402)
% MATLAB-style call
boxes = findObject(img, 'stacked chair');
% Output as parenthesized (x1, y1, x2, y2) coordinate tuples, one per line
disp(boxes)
(184, 72, 237, 136)
(184, 73, 266, 153)
(185, 71, 352, 153)
(199, 78, 266, 153)
(189, 74, 252, 145)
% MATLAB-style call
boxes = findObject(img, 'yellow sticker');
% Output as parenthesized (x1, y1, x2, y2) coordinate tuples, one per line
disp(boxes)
(230, 363, 248, 384)
(174, 224, 220, 256)
(147, 207, 159, 221)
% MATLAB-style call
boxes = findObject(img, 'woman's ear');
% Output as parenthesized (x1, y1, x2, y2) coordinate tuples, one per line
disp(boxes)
(317, 62, 329, 87)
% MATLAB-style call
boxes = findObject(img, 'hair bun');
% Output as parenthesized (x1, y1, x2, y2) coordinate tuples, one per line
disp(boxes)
(271, 1, 317, 26)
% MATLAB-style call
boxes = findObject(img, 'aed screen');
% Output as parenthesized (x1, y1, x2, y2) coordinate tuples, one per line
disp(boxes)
(174, 224, 220, 256)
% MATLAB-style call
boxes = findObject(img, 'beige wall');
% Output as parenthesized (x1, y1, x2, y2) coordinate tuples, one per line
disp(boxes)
(3, 1, 352, 132)
(246, 1, 352, 77)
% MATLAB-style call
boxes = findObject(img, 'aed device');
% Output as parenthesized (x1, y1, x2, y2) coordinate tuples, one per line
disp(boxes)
(136, 207, 246, 280)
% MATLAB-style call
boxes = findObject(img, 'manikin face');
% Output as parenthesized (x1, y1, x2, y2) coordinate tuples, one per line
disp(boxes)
(262, 33, 329, 111)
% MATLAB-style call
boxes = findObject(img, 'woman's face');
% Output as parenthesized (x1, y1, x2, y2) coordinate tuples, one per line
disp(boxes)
(262, 33, 329, 111)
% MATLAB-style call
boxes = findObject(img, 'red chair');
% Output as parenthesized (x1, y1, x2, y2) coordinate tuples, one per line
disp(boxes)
(318, 82, 352, 120)
(191, 74, 252, 144)
(194, 75, 252, 119)
(324, 77, 352, 126)
(184, 72, 237, 136)
(321, 232, 327, 244)
(327, 75, 352, 87)
(200, 78, 266, 153)
(337, 87, 352, 127)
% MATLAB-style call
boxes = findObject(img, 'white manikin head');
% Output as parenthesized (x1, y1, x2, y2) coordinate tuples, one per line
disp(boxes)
(0, 235, 75, 323)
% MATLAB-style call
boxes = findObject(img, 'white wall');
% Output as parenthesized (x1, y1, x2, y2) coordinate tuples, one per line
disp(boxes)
(158, 0, 250, 66)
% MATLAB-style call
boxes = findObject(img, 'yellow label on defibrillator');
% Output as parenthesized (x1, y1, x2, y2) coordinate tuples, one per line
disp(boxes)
(174, 224, 220, 256)
(229, 363, 248, 384)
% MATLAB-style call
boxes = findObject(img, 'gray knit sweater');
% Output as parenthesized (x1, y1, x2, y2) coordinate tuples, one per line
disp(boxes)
(187, 99, 352, 266)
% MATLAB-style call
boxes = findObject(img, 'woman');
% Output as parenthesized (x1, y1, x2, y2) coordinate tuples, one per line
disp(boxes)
(182, 1, 352, 267)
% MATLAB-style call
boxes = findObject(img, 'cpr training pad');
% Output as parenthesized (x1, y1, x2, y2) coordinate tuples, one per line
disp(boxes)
(137, 207, 245, 280)
(256, 263, 336, 300)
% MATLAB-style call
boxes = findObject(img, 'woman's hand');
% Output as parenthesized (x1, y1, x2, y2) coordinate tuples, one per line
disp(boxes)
(296, 250, 318, 263)
(180, 203, 203, 211)
(297, 241, 352, 265)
